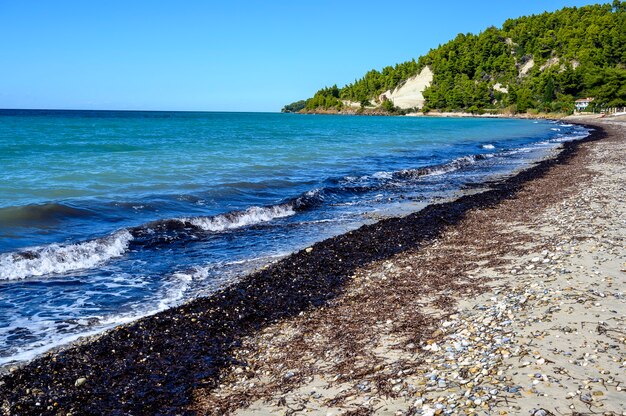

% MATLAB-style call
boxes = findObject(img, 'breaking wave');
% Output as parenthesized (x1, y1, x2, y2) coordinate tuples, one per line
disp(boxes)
(0, 204, 297, 280)
(393, 153, 491, 179)
(0, 230, 133, 281)
(180, 204, 296, 231)
(0, 149, 512, 281)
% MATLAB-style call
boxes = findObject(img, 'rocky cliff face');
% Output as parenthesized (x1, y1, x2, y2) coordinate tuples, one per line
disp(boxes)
(378, 66, 434, 109)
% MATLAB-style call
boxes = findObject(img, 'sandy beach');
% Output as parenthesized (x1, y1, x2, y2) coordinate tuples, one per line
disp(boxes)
(2, 0, 625, 414)
(192, 119, 626, 415)
(0, 119, 623, 416)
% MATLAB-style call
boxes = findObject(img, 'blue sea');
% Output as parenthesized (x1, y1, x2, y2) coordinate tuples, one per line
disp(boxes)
(0, 110, 588, 364)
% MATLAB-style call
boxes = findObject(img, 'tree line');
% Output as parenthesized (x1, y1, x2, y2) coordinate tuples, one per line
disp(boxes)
(284, 1, 626, 114)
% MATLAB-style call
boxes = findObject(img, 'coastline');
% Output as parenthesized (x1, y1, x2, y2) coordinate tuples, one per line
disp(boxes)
(294, 109, 626, 123)
(0, 121, 622, 415)
(194, 119, 625, 415)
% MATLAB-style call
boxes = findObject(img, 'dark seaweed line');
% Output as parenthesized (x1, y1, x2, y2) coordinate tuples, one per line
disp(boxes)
(0, 125, 604, 416)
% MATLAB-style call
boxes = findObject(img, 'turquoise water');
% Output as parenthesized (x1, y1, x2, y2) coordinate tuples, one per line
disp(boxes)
(0, 110, 588, 364)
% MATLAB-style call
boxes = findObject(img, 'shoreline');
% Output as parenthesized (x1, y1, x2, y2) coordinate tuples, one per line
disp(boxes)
(293, 109, 626, 124)
(195, 119, 625, 415)
(0, 123, 614, 415)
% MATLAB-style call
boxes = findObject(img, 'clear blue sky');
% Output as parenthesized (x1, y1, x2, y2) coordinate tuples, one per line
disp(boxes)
(0, 0, 599, 112)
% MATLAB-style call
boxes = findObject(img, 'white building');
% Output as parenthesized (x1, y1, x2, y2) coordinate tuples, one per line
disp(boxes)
(574, 97, 594, 112)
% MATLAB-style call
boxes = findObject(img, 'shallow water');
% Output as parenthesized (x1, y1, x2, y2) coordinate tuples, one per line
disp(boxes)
(0, 110, 588, 364)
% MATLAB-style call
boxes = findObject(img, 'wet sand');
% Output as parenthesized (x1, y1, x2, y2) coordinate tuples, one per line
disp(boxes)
(1, 121, 622, 416)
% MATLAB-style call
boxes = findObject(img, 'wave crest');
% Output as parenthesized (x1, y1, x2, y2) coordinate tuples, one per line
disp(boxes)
(181, 204, 295, 232)
(0, 230, 133, 281)
(394, 154, 490, 179)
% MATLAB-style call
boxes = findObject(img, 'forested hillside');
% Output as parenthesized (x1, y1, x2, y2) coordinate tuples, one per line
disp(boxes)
(283, 2, 626, 114)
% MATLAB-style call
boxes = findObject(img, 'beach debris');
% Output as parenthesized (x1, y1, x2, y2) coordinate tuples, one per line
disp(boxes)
(2, 123, 624, 416)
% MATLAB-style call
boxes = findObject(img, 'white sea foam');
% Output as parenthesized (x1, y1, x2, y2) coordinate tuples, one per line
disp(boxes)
(430, 154, 486, 174)
(152, 268, 197, 311)
(395, 154, 488, 179)
(481, 144, 495, 149)
(551, 133, 589, 143)
(0, 230, 133, 281)
(183, 204, 295, 232)
(372, 171, 393, 179)
(0, 269, 188, 367)
(0, 324, 112, 367)
(0, 252, 292, 366)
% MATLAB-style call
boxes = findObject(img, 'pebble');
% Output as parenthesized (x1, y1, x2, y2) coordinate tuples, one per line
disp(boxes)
(580, 392, 593, 404)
